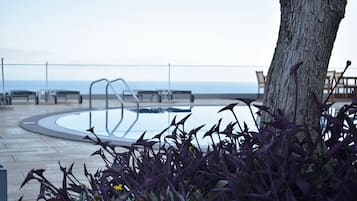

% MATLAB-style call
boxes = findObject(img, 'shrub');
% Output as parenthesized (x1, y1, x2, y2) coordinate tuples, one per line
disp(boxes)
(19, 96, 357, 201)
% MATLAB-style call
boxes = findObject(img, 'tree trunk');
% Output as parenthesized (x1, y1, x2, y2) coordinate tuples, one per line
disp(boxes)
(262, 0, 347, 127)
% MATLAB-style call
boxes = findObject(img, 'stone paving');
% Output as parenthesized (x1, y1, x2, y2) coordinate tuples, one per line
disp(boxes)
(0, 101, 108, 201)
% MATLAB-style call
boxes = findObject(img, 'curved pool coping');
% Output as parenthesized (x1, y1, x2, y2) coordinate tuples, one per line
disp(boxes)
(19, 102, 228, 147)
(19, 107, 143, 147)
(19, 100, 256, 148)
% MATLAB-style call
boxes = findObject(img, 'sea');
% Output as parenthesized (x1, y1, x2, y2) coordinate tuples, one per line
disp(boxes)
(1, 80, 257, 94)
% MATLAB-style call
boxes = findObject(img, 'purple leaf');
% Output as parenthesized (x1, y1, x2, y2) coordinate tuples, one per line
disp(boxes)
(295, 177, 311, 196)
(37, 183, 46, 200)
(188, 124, 205, 136)
(326, 142, 344, 158)
(68, 162, 74, 175)
(90, 149, 103, 157)
(290, 143, 306, 157)
(20, 169, 36, 188)
(177, 113, 192, 125)
(170, 116, 177, 126)
(253, 104, 272, 116)
(236, 98, 255, 106)
(33, 169, 45, 177)
(135, 131, 147, 144)
(218, 103, 238, 113)
(86, 127, 95, 133)
(152, 127, 170, 140)
(203, 124, 216, 138)
(347, 60, 352, 67)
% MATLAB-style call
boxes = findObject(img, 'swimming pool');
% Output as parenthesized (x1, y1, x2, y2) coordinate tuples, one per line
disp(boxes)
(20, 104, 258, 146)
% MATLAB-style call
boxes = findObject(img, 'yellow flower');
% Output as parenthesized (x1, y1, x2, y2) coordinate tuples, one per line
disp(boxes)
(113, 184, 123, 191)
(189, 144, 195, 152)
(80, 183, 87, 190)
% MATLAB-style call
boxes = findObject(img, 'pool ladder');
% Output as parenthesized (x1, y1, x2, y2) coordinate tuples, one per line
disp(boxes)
(89, 78, 140, 135)
(89, 78, 139, 111)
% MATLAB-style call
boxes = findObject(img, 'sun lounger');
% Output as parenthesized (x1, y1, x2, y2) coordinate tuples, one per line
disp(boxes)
(170, 90, 194, 102)
(256, 71, 266, 97)
(158, 90, 194, 102)
(50, 90, 82, 104)
(122, 89, 194, 102)
(122, 90, 161, 102)
(137, 90, 161, 102)
(0, 92, 10, 105)
(8, 90, 39, 104)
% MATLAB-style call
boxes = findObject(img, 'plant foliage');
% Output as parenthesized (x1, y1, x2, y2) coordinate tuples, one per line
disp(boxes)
(20, 99, 357, 201)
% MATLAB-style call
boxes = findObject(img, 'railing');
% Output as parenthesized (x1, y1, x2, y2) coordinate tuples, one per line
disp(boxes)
(106, 78, 140, 109)
(105, 78, 140, 135)
(1, 58, 357, 95)
(89, 77, 140, 131)
(89, 78, 139, 110)
(1, 58, 5, 106)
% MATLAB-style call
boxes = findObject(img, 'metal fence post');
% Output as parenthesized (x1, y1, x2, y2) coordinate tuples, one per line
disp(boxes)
(168, 63, 171, 92)
(1, 58, 5, 106)
(0, 164, 7, 201)
(45, 61, 49, 102)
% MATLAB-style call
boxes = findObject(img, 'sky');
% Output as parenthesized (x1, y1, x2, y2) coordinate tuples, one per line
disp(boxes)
(0, 0, 356, 69)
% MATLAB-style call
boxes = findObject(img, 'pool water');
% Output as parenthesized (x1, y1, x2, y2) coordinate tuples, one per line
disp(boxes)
(55, 105, 258, 145)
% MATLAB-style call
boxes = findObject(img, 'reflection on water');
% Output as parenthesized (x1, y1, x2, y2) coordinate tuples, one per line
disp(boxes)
(56, 105, 258, 146)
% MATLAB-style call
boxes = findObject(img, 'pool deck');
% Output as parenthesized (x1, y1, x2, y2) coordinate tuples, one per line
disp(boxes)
(0, 97, 351, 201)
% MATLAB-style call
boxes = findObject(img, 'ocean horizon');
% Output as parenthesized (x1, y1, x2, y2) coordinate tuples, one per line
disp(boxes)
(1, 80, 258, 94)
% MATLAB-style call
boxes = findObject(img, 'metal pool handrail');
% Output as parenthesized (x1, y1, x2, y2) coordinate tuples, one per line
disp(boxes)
(88, 77, 140, 133)
(106, 78, 140, 111)
(89, 78, 110, 109)
(89, 77, 140, 110)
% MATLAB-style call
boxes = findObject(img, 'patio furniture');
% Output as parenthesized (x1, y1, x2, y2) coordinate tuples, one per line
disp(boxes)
(157, 89, 194, 102)
(123, 90, 161, 102)
(341, 76, 357, 98)
(324, 70, 335, 95)
(51, 90, 82, 104)
(137, 90, 161, 102)
(256, 71, 266, 96)
(0, 92, 10, 105)
(8, 90, 39, 104)
(123, 89, 194, 103)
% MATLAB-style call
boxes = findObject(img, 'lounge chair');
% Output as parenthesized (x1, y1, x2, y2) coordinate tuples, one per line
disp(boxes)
(341, 76, 357, 98)
(8, 90, 39, 104)
(256, 71, 266, 96)
(137, 90, 161, 102)
(155, 89, 194, 102)
(166, 90, 194, 102)
(324, 70, 335, 95)
(122, 90, 161, 102)
(0, 92, 10, 105)
(50, 89, 82, 104)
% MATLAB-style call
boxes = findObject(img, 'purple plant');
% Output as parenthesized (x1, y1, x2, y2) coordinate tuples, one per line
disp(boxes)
(19, 98, 357, 201)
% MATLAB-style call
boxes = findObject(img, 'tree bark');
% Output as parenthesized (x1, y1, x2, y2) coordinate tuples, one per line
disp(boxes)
(262, 0, 347, 126)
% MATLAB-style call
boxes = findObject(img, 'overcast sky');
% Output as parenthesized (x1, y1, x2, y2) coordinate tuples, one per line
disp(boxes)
(0, 0, 356, 68)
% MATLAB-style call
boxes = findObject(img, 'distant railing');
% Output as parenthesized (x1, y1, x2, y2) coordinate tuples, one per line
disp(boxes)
(1, 58, 356, 95)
